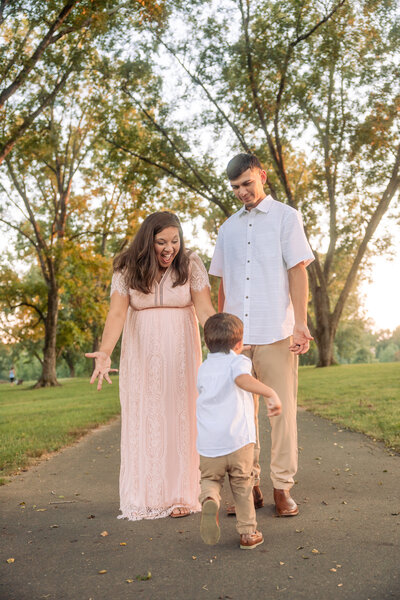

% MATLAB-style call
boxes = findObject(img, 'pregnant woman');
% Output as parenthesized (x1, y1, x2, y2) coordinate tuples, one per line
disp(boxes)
(87, 211, 215, 520)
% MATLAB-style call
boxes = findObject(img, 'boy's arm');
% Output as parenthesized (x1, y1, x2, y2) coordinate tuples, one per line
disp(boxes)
(235, 374, 282, 417)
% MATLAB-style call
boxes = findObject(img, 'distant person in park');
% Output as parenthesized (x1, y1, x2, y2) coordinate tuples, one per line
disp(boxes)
(209, 153, 314, 517)
(9, 367, 15, 385)
(197, 313, 281, 550)
(86, 211, 215, 520)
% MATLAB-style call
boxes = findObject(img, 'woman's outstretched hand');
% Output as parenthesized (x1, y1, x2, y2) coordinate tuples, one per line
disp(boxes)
(85, 351, 118, 391)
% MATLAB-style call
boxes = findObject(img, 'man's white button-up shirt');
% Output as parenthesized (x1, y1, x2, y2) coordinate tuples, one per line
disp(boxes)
(209, 196, 314, 345)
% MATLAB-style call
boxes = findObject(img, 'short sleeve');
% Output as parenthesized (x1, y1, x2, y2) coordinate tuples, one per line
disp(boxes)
(110, 271, 129, 297)
(189, 252, 211, 292)
(208, 227, 224, 277)
(281, 208, 314, 270)
(231, 354, 252, 381)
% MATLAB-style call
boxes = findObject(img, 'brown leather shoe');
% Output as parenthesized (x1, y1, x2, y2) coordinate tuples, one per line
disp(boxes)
(274, 488, 299, 517)
(253, 485, 264, 509)
(240, 530, 264, 550)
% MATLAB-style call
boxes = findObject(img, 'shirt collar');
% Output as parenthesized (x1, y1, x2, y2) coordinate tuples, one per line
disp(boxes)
(238, 195, 274, 217)
(207, 350, 237, 359)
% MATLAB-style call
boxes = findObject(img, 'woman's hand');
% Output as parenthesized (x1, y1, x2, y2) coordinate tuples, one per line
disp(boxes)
(85, 351, 118, 391)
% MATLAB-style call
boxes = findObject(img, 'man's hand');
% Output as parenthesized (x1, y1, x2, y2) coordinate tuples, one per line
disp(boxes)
(85, 351, 118, 391)
(289, 323, 313, 355)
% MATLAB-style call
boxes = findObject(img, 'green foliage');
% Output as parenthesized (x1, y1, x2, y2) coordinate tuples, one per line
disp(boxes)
(0, 376, 120, 477)
(298, 362, 400, 452)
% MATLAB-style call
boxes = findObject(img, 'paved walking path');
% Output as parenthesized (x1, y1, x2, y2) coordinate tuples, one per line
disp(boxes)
(1, 405, 399, 600)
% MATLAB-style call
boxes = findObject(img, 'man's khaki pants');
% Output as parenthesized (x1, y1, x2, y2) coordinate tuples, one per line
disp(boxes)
(243, 337, 298, 491)
(199, 443, 256, 534)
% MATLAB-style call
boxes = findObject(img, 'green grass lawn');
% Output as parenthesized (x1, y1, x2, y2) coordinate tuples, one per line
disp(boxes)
(0, 376, 120, 482)
(298, 362, 400, 453)
(0, 363, 399, 484)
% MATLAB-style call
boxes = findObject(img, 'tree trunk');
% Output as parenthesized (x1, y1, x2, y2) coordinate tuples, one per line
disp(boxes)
(311, 285, 337, 367)
(314, 327, 336, 367)
(34, 287, 60, 387)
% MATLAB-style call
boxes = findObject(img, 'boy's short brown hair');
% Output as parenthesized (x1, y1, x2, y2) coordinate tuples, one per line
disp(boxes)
(204, 313, 243, 353)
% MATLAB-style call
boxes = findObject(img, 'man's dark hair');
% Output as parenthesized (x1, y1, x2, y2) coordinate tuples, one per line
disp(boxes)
(226, 153, 263, 180)
(204, 313, 243, 353)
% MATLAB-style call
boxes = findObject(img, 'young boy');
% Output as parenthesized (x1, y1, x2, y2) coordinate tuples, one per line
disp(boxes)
(197, 313, 282, 550)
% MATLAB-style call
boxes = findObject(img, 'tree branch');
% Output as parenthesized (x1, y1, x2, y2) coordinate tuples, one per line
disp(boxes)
(332, 143, 400, 328)
(0, 67, 72, 165)
(0, 0, 78, 109)
(105, 136, 231, 217)
(290, 0, 346, 47)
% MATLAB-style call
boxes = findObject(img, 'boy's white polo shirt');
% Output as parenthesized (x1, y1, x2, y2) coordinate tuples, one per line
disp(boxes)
(196, 350, 256, 458)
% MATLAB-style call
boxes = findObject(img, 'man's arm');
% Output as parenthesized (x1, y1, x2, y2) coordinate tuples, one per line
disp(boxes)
(218, 278, 225, 312)
(288, 262, 313, 355)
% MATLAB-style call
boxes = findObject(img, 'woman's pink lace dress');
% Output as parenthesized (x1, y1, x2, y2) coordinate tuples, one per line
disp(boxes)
(110, 252, 210, 521)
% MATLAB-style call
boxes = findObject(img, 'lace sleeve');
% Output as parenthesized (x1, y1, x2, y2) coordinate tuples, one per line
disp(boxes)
(189, 252, 211, 292)
(110, 271, 129, 297)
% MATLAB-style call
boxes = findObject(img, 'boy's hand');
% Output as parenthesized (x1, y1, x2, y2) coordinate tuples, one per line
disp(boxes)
(266, 393, 282, 417)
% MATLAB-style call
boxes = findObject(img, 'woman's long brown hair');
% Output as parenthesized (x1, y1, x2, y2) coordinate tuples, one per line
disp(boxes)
(113, 212, 190, 293)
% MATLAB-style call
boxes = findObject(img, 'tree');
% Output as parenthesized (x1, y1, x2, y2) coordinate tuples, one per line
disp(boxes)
(0, 82, 103, 386)
(102, 0, 400, 366)
(0, 0, 164, 164)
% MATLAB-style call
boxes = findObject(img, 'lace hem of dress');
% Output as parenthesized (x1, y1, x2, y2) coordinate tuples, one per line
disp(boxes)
(117, 504, 200, 521)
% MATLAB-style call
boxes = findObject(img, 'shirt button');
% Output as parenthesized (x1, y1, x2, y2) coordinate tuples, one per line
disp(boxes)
(248, 241, 250, 245)
(249, 224, 252, 227)
(247, 260, 250, 263)
(245, 313, 248, 317)
(246, 277, 249, 280)
(246, 296, 249, 299)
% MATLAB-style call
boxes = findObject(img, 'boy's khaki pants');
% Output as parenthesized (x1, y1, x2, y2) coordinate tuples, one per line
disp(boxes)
(243, 337, 298, 491)
(199, 443, 256, 535)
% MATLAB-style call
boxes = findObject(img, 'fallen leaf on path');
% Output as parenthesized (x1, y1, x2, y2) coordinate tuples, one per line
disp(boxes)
(119, 542, 127, 546)
(100, 531, 108, 537)
(98, 570, 107, 574)
(192, 556, 197, 560)
(330, 568, 337, 572)
(338, 583, 343, 587)
(87, 514, 95, 519)
(6, 558, 15, 564)
(36, 509, 47, 512)
(296, 546, 304, 550)
(135, 572, 151, 581)
(279, 561, 285, 565)
(126, 579, 134, 583)
(202, 585, 208, 590)
(312, 549, 320, 554)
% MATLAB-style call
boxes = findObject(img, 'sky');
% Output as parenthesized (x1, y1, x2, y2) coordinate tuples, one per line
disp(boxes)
(359, 250, 400, 333)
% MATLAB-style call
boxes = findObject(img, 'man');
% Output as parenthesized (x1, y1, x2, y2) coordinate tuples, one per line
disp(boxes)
(209, 153, 314, 517)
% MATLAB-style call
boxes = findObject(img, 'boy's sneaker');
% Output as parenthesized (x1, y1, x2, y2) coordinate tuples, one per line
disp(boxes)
(239, 530, 264, 550)
(200, 499, 220, 545)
